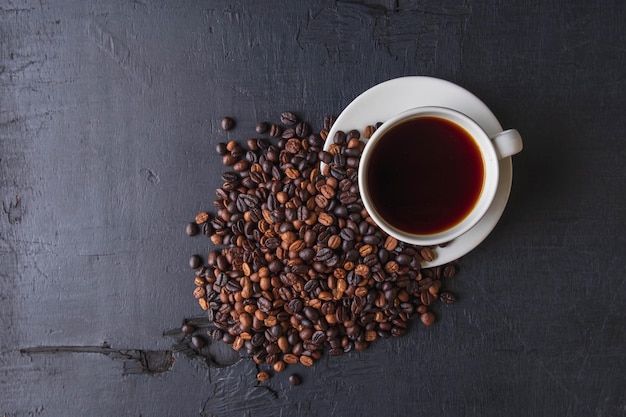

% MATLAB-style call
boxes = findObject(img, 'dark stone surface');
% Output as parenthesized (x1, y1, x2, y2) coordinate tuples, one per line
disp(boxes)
(2, 0, 625, 416)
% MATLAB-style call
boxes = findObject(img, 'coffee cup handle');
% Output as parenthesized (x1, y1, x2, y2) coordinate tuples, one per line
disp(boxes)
(490, 129, 523, 159)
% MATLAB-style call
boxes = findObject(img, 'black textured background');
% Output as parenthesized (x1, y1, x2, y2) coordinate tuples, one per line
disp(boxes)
(2, 1, 625, 416)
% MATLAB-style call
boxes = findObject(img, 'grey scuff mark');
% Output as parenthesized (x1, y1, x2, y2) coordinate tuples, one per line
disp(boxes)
(2, 195, 23, 225)
(199, 362, 286, 417)
(0, 7, 36, 14)
(86, 18, 153, 88)
(338, 0, 398, 11)
(466, 274, 595, 415)
(298, 2, 470, 68)
(0, 116, 21, 128)
(140, 167, 160, 184)
(296, 4, 381, 64)
(8, 60, 40, 74)
(20, 342, 175, 375)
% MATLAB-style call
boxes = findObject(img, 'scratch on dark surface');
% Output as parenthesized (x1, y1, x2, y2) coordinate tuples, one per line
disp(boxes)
(2, 196, 23, 225)
(86, 18, 153, 88)
(466, 275, 595, 415)
(298, 1, 470, 71)
(0, 6, 36, 14)
(199, 362, 286, 417)
(140, 167, 160, 184)
(340, 0, 398, 10)
(20, 343, 174, 375)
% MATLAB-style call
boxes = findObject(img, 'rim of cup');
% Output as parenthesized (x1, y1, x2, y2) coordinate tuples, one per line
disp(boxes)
(358, 106, 501, 247)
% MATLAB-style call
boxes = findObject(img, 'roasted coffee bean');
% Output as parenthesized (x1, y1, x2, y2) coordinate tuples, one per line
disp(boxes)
(256, 121, 269, 134)
(420, 247, 435, 262)
(289, 374, 302, 386)
(221, 117, 235, 131)
(443, 264, 457, 279)
(316, 247, 334, 261)
(295, 121, 311, 138)
(186, 222, 199, 236)
(299, 247, 316, 261)
(440, 292, 456, 304)
(333, 131, 347, 145)
(347, 129, 360, 140)
(420, 311, 435, 326)
(269, 123, 282, 138)
(258, 297, 272, 312)
(280, 111, 298, 126)
(288, 298, 304, 313)
(189, 255, 202, 269)
(216, 142, 228, 155)
(257, 371, 270, 382)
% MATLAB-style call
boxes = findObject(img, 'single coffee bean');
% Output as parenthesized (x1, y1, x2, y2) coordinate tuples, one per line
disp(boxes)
(420, 311, 435, 326)
(186, 222, 199, 236)
(440, 292, 456, 304)
(289, 374, 302, 386)
(333, 131, 347, 145)
(256, 121, 269, 134)
(295, 121, 311, 138)
(195, 211, 210, 224)
(347, 129, 360, 140)
(280, 111, 298, 126)
(269, 123, 282, 138)
(257, 371, 270, 382)
(221, 116, 235, 131)
(189, 255, 202, 269)
(443, 264, 457, 279)
(216, 142, 228, 155)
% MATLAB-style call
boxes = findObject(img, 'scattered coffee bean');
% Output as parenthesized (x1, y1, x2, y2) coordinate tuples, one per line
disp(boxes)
(221, 117, 235, 131)
(257, 371, 270, 382)
(256, 121, 269, 134)
(216, 142, 228, 155)
(269, 123, 282, 138)
(420, 312, 435, 326)
(186, 222, 199, 236)
(189, 255, 202, 269)
(280, 111, 298, 126)
(440, 292, 456, 304)
(195, 211, 210, 225)
(288, 374, 302, 386)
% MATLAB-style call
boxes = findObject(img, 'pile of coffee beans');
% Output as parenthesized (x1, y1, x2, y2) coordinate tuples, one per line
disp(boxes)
(186, 112, 457, 379)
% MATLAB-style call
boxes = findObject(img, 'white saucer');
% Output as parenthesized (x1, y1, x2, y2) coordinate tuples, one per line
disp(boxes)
(324, 76, 513, 267)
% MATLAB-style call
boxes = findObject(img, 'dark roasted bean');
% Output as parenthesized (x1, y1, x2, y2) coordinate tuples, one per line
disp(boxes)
(256, 121, 269, 134)
(288, 374, 302, 386)
(189, 255, 202, 269)
(221, 117, 235, 131)
(280, 111, 298, 126)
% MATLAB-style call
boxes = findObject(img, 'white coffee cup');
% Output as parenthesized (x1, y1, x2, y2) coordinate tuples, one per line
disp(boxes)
(358, 106, 523, 246)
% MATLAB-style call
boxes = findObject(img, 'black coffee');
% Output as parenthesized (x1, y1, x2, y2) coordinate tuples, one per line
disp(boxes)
(365, 116, 485, 235)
